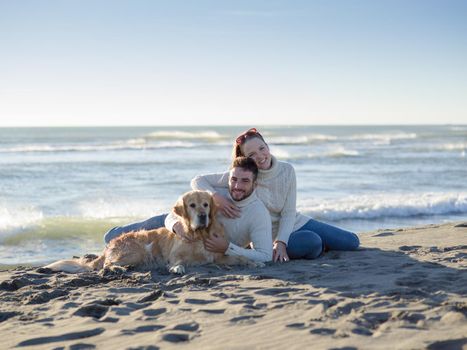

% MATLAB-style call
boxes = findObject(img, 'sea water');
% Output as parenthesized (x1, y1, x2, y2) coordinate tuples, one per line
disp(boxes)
(0, 125, 466, 265)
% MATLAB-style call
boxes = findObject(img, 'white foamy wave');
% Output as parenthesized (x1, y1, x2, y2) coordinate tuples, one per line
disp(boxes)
(78, 198, 172, 219)
(145, 130, 225, 141)
(322, 147, 359, 158)
(348, 132, 417, 145)
(298, 192, 467, 221)
(435, 142, 467, 151)
(0, 204, 43, 235)
(268, 134, 337, 145)
(0, 140, 196, 153)
(273, 146, 359, 160)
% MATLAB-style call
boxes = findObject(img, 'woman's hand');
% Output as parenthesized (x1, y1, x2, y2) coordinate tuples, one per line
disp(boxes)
(213, 193, 241, 219)
(173, 221, 196, 243)
(273, 241, 289, 263)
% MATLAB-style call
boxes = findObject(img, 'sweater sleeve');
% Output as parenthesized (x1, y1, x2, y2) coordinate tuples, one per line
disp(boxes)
(276, 166, 298, 245)
(164, 211, 180, 232)
(191, 172, 229, 194)
(225, 205, 273, 263)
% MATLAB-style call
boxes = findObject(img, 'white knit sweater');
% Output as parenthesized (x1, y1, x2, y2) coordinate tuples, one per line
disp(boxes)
(165, 189, 273, 263)
(191, 156, 309, 245)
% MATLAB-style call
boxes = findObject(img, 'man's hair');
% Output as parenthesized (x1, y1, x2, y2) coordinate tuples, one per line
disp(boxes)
(230, 156, 258, 181)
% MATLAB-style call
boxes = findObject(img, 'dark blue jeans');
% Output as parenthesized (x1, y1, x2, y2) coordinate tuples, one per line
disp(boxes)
(103, 214, 168, 244)
(286, 218, 359, 260)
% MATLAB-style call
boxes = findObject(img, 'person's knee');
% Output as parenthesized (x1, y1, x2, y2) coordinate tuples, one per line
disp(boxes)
(348, 233, 360, 250)
(103, 226, 122, 245)
(303, 236, 323, 259)
(288, 230, 323, 260)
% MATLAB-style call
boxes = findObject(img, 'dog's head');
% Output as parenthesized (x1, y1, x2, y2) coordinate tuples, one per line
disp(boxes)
(173, 190, 216, 232)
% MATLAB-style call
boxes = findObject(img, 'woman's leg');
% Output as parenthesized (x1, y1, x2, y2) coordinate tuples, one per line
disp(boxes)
(297, 218, 359, 251)
(103, 214, 168, 244)
(287, 230, 323, 259)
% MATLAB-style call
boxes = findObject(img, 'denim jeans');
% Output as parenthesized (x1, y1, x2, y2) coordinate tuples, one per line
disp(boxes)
(286, 218, 360, 260)
(103, 214, 168, 244)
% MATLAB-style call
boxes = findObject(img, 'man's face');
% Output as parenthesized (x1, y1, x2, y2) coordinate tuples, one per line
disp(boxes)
(228, 167, 255, 201)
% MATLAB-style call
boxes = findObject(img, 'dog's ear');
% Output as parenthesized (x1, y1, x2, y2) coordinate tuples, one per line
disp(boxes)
(173, 197, 186, 218)
(208, 195, 217, 222)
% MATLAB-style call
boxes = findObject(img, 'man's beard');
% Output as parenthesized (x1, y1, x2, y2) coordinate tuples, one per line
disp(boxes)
(229, 187, 254, 201)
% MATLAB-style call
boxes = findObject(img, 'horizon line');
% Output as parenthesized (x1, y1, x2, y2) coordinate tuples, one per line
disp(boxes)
(0, 123, 466, 128)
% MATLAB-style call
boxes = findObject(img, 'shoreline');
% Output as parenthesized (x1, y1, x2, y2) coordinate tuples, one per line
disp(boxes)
(1, 221, 466, 349)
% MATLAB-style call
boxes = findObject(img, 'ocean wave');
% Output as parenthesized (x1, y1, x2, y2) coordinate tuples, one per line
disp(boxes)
(272, 146, 359, 160)
(0, 140, 197, 153)
(0, 204, 44, 234)
(268, 134, 338, 145)
(145, 130, 225, 141)
(298, 192, 467, 221)
(434, 142, 467, 151)
(348, 132, 417, 145)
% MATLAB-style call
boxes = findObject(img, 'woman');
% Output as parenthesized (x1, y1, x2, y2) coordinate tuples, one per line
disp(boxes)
(191, 128, 360, 263)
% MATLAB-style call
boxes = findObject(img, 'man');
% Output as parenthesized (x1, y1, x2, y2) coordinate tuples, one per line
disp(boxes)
(104, 157, 272, 263)
(166, 157, 272, 263)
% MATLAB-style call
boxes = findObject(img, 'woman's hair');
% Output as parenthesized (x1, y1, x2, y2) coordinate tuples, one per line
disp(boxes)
(232, 128, 267, 159)
(230, 156, 259, 181)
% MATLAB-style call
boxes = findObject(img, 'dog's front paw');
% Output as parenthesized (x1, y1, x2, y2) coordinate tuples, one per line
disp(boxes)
(100, 265, 127, 277)
(247, 261, 265, 268)
(169, 264, 185, 275)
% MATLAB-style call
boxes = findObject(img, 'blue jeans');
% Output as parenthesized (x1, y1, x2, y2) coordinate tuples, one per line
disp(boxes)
(286, 218, 359, 260)
(104, 214, 168, 244)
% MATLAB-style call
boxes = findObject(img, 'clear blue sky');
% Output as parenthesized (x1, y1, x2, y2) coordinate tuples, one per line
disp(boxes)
(1, 0, 466, 126)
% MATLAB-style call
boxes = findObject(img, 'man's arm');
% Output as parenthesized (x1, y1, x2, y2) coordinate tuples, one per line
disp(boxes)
(224, 205, 273, 263)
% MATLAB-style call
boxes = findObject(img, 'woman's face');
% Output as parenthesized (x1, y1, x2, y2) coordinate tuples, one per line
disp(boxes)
(241, 137, 272, 170)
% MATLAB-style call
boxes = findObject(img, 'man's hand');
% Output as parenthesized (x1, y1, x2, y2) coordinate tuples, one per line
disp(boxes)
(273, 241, 289, 263)
(204, 232, 229, 253)
(173, 221, 196, 243)
(213, 193, 241, 219)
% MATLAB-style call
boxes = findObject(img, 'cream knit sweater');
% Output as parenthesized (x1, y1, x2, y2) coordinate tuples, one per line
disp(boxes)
(191, 156, 309, 245)
(165, 189, 273, 263)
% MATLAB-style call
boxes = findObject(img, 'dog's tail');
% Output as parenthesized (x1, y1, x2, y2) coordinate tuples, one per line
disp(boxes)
(44, 255, 105, 273)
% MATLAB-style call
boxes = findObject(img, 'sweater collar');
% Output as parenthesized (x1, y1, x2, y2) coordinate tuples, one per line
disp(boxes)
(226, 189, 259, 208)
(258, 155, 279, 180)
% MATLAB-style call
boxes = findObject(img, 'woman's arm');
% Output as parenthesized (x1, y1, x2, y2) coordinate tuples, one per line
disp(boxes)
(276, 165, 298, 245)
(191, 172, 229, 193)
(191, 172, 241, 218)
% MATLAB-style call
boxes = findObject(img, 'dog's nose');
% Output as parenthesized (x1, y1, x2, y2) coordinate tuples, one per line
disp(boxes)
(198, 213, 207, 224)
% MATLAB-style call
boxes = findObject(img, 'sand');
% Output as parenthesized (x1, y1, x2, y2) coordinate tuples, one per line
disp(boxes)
(1, 222, 466, 350)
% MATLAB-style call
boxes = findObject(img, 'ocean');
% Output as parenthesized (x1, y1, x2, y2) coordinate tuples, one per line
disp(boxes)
(1, 125, 466, 266)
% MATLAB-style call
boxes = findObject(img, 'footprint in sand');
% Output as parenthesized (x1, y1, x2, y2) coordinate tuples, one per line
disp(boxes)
(309, 327, 336, 335)
(172, 322, 200, 332)
(121, 324, 165, 335)
(229, 314, 265, 324)
(285, 322, 306, 329)
(142, 308, 167, 317)
(255, 287, 304, 296)
(427, 338, 467, 350)
(184, 298, 218, 305)
(398, 245, 422, 252)
(68, 343, 96, 350)
(137, 290, 163, 303)
(16, 327, 105, 347)
(161, 333, 192, 343)
(25, 289, 68, 305)
(0, 311, 21, 322)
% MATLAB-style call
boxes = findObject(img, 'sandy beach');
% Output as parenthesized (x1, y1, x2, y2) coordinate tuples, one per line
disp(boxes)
(1, 222, 466, 350)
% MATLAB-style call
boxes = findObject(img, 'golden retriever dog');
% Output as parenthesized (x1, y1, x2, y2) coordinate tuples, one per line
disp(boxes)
(45, 190, 257, 275)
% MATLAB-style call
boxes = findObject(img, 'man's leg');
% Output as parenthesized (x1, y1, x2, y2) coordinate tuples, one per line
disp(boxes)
(287, 230, 323, 259)
(103, 213, 168, 244)
(297, 218, 359, 251)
